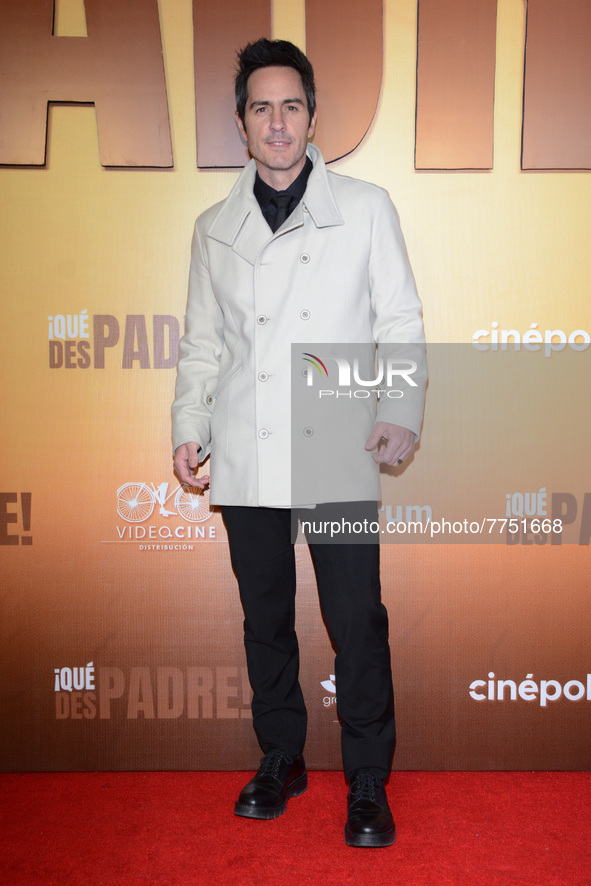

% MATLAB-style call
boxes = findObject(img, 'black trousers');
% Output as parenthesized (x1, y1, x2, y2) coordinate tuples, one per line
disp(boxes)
(221, 504, 395, 779)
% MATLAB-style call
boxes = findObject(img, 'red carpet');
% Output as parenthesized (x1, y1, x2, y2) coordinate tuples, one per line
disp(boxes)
(2, 771, 591, 885)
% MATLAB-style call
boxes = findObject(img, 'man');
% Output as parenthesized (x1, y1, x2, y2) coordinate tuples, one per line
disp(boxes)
(172, 39, 425, 848)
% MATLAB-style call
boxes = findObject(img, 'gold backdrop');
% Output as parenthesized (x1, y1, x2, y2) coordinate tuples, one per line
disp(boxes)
(1, 0, 590, 771)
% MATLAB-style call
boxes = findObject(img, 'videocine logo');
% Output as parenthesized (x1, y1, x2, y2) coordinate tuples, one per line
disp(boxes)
(117, 481, 210, 524)
(111, 480, 216, 548)
(302, 353, 417, 398)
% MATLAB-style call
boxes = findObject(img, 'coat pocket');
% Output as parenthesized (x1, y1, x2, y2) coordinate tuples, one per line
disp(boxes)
(207, 360, 243, 407)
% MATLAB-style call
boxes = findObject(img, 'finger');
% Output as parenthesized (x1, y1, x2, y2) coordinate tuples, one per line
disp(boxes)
(176, 463, 199, 487)
(174, 451, 198, 487)
(392, 443, 414, 466)
(373, 439, 413, 466)
(186, 442, 200, 469)
(182, 469, 210, 490)
(376, 434, 402, 463)
(364, 427, 383, 451)
(371, 444, 394, 465)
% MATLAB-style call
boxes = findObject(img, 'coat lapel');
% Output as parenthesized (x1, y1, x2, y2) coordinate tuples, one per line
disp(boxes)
(205, 160, 268, 265)
(301, 144, 344, 228)
(205, 144, 344, 265)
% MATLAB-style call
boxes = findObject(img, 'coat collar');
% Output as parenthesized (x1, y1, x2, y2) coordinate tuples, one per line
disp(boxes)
(206, 144, 344, 265)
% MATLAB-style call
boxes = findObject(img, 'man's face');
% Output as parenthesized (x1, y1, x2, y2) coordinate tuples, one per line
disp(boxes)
(236, 66, 317, 188)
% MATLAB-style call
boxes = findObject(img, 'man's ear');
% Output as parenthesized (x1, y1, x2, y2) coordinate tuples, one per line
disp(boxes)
(235, 110, 247, 141)
(307, 110, 318, 140)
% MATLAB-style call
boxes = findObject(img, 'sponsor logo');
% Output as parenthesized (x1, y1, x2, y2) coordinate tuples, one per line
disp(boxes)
(321, 674, 337, 708)
(105, 480, 215, 548)
(472, 322, 590, 356)
(469, 672, 591, 707)
(54, 664, 252, 720)
(380, 504, 433, 525)
(48, 311, 181, 369)
(117, 481, 210, 524)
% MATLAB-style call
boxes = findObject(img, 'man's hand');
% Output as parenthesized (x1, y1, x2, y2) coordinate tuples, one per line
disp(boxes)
(365, 422, 415, 466)
(173, 442, 210, 489)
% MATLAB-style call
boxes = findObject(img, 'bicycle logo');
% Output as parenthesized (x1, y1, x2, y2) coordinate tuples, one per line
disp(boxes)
(116, 481, 210, 524)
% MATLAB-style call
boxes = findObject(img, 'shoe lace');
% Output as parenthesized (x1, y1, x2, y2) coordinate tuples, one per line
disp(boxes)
(350, 772, 380, 802)
(258, 749, 293, 778)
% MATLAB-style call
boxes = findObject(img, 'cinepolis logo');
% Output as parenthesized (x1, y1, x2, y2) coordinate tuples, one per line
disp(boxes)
(469, 672, 591, 707)
(472, 321, 590, 356)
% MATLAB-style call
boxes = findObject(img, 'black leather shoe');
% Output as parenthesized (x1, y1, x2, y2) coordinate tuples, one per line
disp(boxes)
(234, 750, 307, 820)
(344, 771, 396, 847)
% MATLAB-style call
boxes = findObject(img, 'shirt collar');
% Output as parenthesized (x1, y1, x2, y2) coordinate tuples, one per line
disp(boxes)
(253, 155, 313, 211)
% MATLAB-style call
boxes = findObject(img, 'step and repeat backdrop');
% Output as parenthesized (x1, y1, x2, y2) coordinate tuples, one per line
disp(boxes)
(1, 0, 590, 771)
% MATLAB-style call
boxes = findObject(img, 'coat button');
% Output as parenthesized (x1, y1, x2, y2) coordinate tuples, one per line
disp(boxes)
(300, 253, 310, 263)
(256, 315, 268, 325)
(205, 394, 214, 406)
(303, 427, 314, 437)
(300, 309, 310, 320)
(258, 429, 269, 439)
(258, 371, 269, 382)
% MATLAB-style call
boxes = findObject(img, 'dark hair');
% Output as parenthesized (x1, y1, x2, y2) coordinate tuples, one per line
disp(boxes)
(235, 39, 316, 126)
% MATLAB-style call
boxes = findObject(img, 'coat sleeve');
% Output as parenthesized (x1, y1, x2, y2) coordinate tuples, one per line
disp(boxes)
(368, 188, 427, 437)
(171, 216, 224, 459)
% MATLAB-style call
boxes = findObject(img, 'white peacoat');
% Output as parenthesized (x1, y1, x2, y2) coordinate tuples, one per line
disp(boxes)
(172, 144, 426, 507)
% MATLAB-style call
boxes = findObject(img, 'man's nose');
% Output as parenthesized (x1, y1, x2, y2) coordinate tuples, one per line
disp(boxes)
(269, 108, 286, 130)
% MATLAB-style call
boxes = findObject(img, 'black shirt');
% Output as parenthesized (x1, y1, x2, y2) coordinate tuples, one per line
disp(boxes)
(253, 155, 313, 232)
